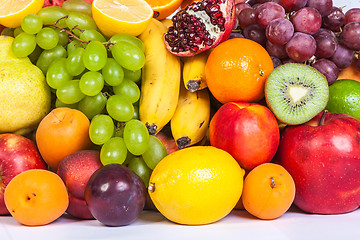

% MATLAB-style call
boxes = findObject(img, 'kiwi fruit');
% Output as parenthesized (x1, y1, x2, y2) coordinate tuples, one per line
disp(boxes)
(265, 63, 329, 125)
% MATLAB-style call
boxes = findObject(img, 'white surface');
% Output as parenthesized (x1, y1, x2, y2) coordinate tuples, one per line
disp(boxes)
(1, 0, 360, 239)
(1, 207, 360, 240)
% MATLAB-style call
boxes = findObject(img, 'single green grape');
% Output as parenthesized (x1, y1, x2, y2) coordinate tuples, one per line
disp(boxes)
(89, 114, 115, 145)
(79, 71, 104, 96)
(67, 40, 83, 55)
(123, 119, 150, 156)
(83, 41, 107, 71)
(46, 58, 73, 89)
(127, 156, 152, 187)
(66, 12, 97, 36)
(21, 14, 43, 34)
(11, 32, 36, 58)
(13, 27, 24, 37)
(113, 79, 140, 103)
(55, 28, 69, 46)
(36, 27, 59, 50)
(142, 135, 167, 170)
(55, 98, 78, 109)
(66, 47, 85, 76)
(28, 45, 43, 65)
(62, 0, 92, 16)
(102, 58, 124, 86)
(78, 92, 107, 119)
(56, 80, 85, 104)
(106, 95, 134, 122)
(111, 41, 145, 71)
(100, 137, 128, 165)
(109, 34, 145, 52)
(80, 29, 106, 42)
(38, 6, 68, 28)
(36, 44, 67, 74)
(132, 104, 139, 120)
(123, 68, 142, 82)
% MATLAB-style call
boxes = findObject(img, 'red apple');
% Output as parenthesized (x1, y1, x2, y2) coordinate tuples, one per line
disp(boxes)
(209, 102, 280, 170)
(57, 150, 103, 219)
(277, 111, 360, 214)
(0, 134, 47, 215)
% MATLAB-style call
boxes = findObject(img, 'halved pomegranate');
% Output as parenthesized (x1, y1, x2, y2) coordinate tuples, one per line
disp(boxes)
(164, 0, 236, 56)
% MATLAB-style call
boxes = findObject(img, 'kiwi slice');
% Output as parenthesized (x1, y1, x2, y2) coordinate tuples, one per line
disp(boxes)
(265, 63, 329, 125)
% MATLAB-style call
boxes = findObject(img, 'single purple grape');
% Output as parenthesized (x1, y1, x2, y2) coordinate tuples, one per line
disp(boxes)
(271, 56, 282, 68)
(266, 18, 294, 45)
(285, 32, 316, 62)
(280, 0, 308, 12)
(290, 7, 322, 35)
(329, 43, 354, 69)
(341, 22, 360, 50)
(322, 7, 345, 32)
(344, 8, 360, 25)
(243, 24, 267, 46)
(312, 58, 339, 85)
(313, 28, 338, 58)
(238, 8, 257, 29)
(235, 2, 251, 16)
(228, 32, 245, 39)
(306, 0, 333, 17)
(266, 40, 288, 59)
(255, 2, 285, 28)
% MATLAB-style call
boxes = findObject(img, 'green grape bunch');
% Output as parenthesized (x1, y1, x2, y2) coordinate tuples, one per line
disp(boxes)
(6, 1, 168, 182)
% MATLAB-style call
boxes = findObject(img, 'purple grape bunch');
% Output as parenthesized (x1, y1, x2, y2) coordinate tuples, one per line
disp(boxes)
(232, 0, 360, 85)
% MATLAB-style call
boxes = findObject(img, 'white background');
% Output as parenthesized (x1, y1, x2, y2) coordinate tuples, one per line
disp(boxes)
(1, 0, 360, 239)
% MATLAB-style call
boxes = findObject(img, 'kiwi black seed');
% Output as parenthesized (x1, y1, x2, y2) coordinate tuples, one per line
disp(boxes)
(265, 63, 329, 125)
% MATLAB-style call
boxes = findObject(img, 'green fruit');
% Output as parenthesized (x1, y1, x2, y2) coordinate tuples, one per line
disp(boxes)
(0, 36, 31, 64)
(0, 61, 51, 135)
(326, 79, 360, 120)
(265, 63, 329, 125)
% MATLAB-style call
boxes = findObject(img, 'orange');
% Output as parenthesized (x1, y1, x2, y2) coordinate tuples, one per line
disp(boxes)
(145, 0, 183, 20)
(0, 0, 44, 28)
(92, 0, 153, 37)
(4, 169, 69, 226)
(242, 163, 295, 220)
(205, 38, 274, 104)
(36, 107, 93, 171)
(337, 60, 360, 82)
(180, 0, 199, 9)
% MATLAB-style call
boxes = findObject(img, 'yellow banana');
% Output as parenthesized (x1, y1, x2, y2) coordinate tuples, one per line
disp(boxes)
(138, 19, 181, 135)
(170, 82, 211, 149)
(182, 50, 210, 92)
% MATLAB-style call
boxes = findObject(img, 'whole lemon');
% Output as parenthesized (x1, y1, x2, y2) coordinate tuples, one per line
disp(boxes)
(0, 61, 51, 135)
(148, 146, 245, 225)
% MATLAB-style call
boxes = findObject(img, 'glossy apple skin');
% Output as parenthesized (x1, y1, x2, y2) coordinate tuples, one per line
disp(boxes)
(0, 134, 47, 215)
(85, 164, 146, 226)
(57, 150, 102, 219)
(209, 102, 280, 170)
(277, 112, 360, 214)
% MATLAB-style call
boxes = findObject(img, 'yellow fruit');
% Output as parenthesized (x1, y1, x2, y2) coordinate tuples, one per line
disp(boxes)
(92, 0, 153, 37)
(0, 0, 44, 28)
(148, 146, 245, 225)
(0, 36, 30, 64)
(145, 0, 183, 20)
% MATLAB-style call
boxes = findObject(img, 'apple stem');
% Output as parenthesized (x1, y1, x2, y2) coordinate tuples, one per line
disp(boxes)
(270, 177, 276, 188)
(319, 110, 328, 126)
(148, 183, 155, 193)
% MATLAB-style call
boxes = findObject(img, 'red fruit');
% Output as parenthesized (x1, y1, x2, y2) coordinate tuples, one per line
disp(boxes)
(209, 102, 280, 171)
(43, 0, 66, 7)
(277, 111, 360, 214)
(163, 0, 236, 57)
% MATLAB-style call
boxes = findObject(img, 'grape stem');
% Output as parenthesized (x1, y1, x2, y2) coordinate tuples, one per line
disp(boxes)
(49, 22, 89, 45)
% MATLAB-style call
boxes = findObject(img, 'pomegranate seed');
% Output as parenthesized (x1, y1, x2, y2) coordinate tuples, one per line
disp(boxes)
(190, 45, 199, 53)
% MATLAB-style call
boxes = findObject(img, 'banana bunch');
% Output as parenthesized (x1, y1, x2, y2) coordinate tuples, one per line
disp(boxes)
(170, 82, 211, 149)
(182, 50, 210, 92)
(138, 19, 181, 135)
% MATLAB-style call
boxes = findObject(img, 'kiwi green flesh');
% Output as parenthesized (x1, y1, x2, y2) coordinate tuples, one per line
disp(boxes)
(265, 63, 329, 125)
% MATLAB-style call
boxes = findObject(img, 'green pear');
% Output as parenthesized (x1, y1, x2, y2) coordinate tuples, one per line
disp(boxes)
(0, 37, 51, 135)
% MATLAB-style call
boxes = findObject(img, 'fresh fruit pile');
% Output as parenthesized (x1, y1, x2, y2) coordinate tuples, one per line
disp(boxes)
(0, 0, 360, 230)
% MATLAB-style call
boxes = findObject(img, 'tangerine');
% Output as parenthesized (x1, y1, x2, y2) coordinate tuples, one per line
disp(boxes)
(205, 38, 274, 104)
(145, 0, 183, 20)
(242, 163, 295, 220)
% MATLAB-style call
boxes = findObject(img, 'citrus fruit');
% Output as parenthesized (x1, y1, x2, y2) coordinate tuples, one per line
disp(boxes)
(242, 163, 295, 220)
(148, 146, 245, 225)
(337, 61, 360, 82)
(326, 79, 360, 120)
(4, 169, 69, 226)
(145, 0, 183, 20)
(0, 0, 44, 28)
(205, 38, 274, 104)
(180, 0, 199, 9)
(92, 0, 153, 37)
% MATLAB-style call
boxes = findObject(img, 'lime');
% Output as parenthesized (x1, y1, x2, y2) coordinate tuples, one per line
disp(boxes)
(326, 79, 360, 120)
(148, 146, 245, 225)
